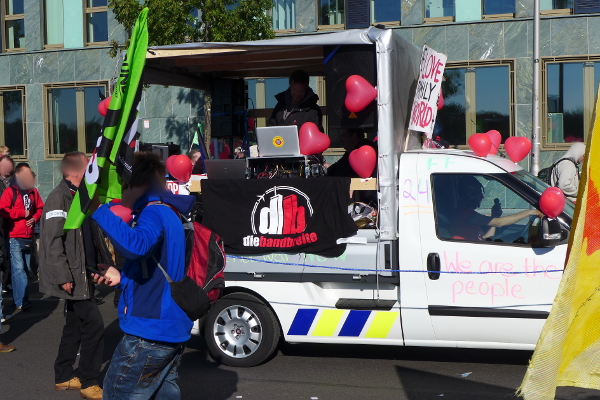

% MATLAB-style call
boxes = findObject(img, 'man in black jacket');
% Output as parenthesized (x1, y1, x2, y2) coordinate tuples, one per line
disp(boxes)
(38, 152, 107, 400)
(268, 70, 323, 131)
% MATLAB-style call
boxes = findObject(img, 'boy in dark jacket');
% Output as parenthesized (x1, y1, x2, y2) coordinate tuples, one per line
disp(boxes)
(268, 70, 323, 131)
(92, 152, 195, 400)
(39, 152, 106, 400)
(0, 163, 43, 310)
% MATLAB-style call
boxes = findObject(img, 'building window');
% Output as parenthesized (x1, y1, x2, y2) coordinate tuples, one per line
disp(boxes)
(543, 58, 600, 148)
(483, 0, 515, 15)
(44, 0, 64, 47)
(85, 0, 108, 45)
(320, 0, 344, 25)
(272, 0, 295, 30)
(435, 62, 514, 147)
(574, 0, 600, 13)
(45, 82, 108, 157)
(425, 0, 454, 18)
(0, 86, 26, 157)
(541, 0, 573, 9)
(2, 0, 25, 52)
(372, 0, 401, 23)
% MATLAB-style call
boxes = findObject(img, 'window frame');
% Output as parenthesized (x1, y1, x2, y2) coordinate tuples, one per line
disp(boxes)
(431, 172, 542, 247)
(42, 0, 64, 49)
(481, 0, 515, 18)
(541, 55, 600, 150)
(83, 0, 109, 47)
(0, 85, 27, 159)
(442, 59, 516, 149)
(43, 81, 109, 159)
(1, 0, 26, 53)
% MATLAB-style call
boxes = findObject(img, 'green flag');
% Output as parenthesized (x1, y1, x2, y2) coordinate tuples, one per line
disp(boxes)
(65, 8, 149, 229)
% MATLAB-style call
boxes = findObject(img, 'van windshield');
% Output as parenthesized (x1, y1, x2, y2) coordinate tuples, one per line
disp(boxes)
(513, 170, 575, 219)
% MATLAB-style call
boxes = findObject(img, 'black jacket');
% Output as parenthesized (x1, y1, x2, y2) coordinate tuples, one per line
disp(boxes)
(268, 87, 323, 131)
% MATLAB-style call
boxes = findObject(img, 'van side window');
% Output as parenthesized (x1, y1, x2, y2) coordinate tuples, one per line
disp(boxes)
(431, 174, 542, 246)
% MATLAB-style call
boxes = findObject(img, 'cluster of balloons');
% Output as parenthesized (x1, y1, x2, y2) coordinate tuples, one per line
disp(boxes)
(467, 130, 532, 163)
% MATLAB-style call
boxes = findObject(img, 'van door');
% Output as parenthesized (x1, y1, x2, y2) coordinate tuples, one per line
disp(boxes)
(416, 154, 566, 348)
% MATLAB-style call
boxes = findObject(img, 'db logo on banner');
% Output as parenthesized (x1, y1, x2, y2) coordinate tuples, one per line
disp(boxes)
(244, 186, 318, 249)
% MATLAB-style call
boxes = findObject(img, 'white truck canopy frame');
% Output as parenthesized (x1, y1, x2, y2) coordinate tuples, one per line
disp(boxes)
(145, 27, 422, 241)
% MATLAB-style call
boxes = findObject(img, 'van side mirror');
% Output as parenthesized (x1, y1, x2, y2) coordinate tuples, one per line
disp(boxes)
(541, 217, 564, 247)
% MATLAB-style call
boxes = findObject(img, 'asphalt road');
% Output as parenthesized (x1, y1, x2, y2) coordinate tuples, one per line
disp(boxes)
(2, 282, 600, 400)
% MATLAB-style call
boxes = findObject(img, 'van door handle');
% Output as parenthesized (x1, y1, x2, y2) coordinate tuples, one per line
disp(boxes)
(427, 253, 441, 280)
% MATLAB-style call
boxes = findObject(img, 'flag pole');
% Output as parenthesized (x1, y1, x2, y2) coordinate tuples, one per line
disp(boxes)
(531, 0, 541, 175)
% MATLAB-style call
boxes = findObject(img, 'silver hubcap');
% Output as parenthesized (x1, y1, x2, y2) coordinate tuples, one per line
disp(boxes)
(213, 304, 263, 359)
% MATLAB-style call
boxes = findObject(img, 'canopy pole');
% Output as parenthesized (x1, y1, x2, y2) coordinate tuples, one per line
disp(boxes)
(531, 0, 541, 175)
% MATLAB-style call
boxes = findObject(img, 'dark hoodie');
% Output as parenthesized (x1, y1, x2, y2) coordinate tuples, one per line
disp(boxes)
(92, 188, 196, 343)
(268, 87, 323, 131)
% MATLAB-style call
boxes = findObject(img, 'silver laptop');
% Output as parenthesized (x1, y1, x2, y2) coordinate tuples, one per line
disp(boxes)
(204, 159, 247, 179)
(256, 126, 300, 157)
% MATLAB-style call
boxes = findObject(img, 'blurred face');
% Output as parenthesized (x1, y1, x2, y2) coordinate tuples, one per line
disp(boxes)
(290, 82, 307, 104)
(66, 155, 89, 188)
(340, 130, 361, 152)
(16, 167, 35, 191)
(0, 158, 13, 177)
(191, 152, 200, 165)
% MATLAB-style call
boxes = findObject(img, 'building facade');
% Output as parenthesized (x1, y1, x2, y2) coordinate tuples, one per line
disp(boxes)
(0, 0, 598, 198)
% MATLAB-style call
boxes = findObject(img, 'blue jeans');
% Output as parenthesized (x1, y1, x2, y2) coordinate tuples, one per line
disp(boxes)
(103, 334, 185, 400)
(9, 238, 31, 308)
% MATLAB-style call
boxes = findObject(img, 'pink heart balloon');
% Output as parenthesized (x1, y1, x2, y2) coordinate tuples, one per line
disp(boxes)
(504, 136, 532, 163)
(540, 187, 565, 218)
(485, 130, 502, 155)
(468, 133, 492, 157)
(345, 75, 377, 113)
(349, 145, 377, 178)
(437, 89, 444, 110)
(98, 97, 111, 117)
(299, 122, 330, 155)
(166, 154, 193, 182)
(110, 204, 133, 224)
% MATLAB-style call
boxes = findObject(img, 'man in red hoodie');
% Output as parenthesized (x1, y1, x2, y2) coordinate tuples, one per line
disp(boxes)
(0, 163, 43, 310)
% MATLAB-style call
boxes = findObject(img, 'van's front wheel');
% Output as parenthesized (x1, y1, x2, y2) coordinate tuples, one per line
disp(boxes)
(204, 293, 280, 367)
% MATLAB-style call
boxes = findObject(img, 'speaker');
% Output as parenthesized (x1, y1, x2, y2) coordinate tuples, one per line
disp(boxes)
(324, 45, 377, 130)
(139, 142, 181, 163)
(211, 78, 247, 138)
(345, 0, 370, 29)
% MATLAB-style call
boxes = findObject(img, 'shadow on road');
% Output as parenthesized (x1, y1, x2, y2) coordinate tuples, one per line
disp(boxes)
(1, 281, 59, 345)
(280, 342, 533, 366)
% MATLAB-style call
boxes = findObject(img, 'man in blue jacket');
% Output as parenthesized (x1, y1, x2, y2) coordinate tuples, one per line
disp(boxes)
(91, 152, 195, 400)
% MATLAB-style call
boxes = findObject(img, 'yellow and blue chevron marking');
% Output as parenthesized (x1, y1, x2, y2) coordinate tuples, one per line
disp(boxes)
(288, 309, 399, 338)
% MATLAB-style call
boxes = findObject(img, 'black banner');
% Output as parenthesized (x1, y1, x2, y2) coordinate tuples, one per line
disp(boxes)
(202, 178, 357, 257)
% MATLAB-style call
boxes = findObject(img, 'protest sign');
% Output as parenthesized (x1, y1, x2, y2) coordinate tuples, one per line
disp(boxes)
(408, 45, 447, 138)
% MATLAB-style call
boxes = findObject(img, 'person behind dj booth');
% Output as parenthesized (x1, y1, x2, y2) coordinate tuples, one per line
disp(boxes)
(327, 128, 378, 178)
(268, 70, 323, 131)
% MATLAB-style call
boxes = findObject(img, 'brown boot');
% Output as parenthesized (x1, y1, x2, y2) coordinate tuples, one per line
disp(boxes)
(0, 343, 15, 352)
(80, 385, 102, 400)
(55, 376, 82, 391)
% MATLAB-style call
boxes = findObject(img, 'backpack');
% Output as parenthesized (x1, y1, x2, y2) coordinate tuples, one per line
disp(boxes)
(148, 201, 226, 321)
(537, 158, 578, 185)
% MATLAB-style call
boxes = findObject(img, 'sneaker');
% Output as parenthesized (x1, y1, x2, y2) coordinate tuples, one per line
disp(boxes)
(17, 303, 31, 311)
(0, 343, 15, 352)
(80, 385, 102, 400)
(1, 314, 13, 323)
(55, 377, 81, 391)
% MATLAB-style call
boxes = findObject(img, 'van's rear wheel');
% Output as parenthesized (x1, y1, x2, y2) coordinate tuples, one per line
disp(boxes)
(204, 293, 280, 367)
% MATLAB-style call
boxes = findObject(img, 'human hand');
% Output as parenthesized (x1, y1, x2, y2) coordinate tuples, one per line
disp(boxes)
(26, 218, 36, 227)
(61, 282, 73, 294)
(531, 209, 544, 218)
(91, 264, 121, 287)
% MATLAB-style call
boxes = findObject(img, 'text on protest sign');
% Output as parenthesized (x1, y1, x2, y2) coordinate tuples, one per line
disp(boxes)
(408, 45, 447, 138)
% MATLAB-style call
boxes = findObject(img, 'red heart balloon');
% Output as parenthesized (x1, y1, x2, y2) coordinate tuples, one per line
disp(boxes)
(485, 130, 502, 155)
(504, 136, 532, 163)
(110, 204, 133, 224)
(299, 122, 330, 155)
(209, 141, 231, 159)
(345, 75, 377, 113)
(539, 187, 566, 218)
(437, 89, 444, 110)
(166, 154, 193, 182)
(349, 145, 377, 178)
(98, 97, 111, 117)
(468, 133, 492, 157)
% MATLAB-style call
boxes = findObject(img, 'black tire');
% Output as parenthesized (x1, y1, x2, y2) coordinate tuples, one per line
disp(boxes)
(204, 292, 281, 367)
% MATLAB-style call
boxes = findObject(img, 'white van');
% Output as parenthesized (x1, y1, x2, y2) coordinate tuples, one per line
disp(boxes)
(146, 29, 570, 367)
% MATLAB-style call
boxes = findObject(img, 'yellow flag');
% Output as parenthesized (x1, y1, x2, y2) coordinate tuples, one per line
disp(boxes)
(518, 94, 599, 398)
